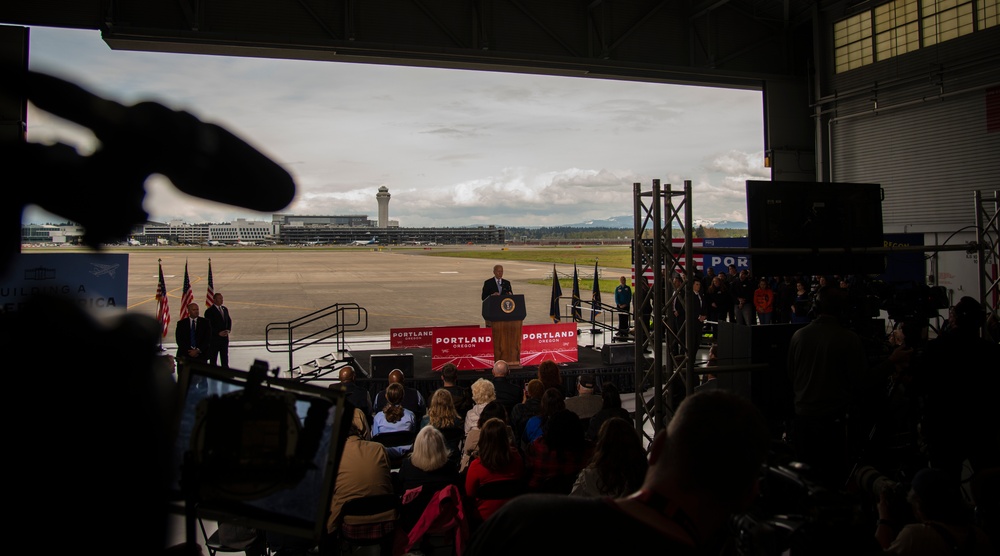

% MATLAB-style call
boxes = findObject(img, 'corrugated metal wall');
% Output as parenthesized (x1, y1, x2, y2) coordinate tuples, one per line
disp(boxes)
(827, 31, 1000, 233)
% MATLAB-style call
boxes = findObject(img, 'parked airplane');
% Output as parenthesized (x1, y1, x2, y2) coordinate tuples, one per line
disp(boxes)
(348, 237, 378, 246)
(236, 240, 257, 246)
(89, 263, 121, 278)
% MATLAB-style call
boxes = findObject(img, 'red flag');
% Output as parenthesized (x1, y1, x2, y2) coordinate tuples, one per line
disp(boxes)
(205, 258, 215, 307)
(179, 260, 194, 320)
(155, 259, 170, 338)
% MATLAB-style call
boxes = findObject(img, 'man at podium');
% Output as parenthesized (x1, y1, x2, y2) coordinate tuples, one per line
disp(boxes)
(482, 264, 514, 327)
(482, 264, 513, 300)
(481, 265, 524, 369)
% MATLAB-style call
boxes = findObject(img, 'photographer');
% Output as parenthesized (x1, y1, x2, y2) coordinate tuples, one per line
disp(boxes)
(786, 286, 897, 491)
(875, 467, 994, 555)
(907, 297, 1000, 486)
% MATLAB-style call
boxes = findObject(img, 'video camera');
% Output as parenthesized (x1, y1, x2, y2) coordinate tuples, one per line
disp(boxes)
(170, 359, 351, 543)
(730, 463, 855, 556)
(869, 281, 949, 322)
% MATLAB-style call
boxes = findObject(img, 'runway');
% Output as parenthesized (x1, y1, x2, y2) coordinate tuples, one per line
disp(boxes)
(118, 247, 628, 343)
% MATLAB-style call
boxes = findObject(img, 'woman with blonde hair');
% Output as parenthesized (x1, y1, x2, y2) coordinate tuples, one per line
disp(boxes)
(421, 388, 465, 465)
(464, 378, 497, 435)
(422, 388, 462, 430)
(399, 426, 461, 532)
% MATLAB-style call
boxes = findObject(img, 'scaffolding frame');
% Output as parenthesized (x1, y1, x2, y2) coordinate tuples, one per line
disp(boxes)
(631, 184, 999, 444)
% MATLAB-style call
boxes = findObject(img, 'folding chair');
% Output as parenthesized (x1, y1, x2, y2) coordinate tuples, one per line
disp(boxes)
(199, 519, 265, 556)
(372, 430, 417, 470)
(338, 493, 401, 556)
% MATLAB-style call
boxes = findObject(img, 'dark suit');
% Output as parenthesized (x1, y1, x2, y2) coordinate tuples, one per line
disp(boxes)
(481, 278, 513, 301)
(343, 382, 374, 423)
(204, 304, 232, 367)
(175, 316, 212, 363)
(491, 376, 523, 417)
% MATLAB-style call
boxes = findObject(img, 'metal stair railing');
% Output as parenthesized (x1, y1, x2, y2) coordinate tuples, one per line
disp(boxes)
(265, 303, 367, 376)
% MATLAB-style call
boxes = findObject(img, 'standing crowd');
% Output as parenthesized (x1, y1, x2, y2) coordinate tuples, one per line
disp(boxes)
(181, 268, 997, 556)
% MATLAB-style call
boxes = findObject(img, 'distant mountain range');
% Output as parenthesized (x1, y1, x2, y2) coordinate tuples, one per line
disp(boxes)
(560, 215, 747, 229)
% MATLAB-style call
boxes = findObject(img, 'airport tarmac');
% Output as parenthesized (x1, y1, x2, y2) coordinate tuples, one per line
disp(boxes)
(122, 247, 627, 343)
(108, 246, 629, 373)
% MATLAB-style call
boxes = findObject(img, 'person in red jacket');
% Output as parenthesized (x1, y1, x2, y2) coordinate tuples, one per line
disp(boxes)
(753, 278, 775, 325)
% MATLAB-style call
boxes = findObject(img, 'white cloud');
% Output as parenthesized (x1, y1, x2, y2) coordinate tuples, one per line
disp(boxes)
(22, 26, 765, 227)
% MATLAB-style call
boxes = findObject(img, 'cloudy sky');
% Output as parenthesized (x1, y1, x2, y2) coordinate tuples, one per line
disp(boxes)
(23, 26, 767, 228)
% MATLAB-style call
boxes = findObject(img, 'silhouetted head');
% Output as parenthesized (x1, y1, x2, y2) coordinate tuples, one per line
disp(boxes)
(339, 365, 356, 383)
(441, 363, 459, 384)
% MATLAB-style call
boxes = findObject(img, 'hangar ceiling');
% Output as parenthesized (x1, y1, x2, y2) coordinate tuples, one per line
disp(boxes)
(1, 0, 822, 91)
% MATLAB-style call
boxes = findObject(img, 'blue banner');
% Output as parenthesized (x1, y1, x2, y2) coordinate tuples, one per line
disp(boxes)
(0, 253, 129, 314)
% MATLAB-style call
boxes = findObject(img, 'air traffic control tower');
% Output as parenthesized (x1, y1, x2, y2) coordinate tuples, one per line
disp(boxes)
(376, 186, 391, 228)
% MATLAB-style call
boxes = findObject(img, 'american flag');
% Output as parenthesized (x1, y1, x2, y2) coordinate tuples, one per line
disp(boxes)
(179, 260, 194, 320)
(205, 258, 215, 307)
(155, 259, 170, 338)
(631, 238, 704, 286)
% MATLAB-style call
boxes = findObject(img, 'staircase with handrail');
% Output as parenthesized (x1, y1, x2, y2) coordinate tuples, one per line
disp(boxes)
(264, 302, 367, 380)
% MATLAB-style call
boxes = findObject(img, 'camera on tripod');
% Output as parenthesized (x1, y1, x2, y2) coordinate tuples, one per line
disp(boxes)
(170, 359, 352, 544)
(730, 463, 855, 555)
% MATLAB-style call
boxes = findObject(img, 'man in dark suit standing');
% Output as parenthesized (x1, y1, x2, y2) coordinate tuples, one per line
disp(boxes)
(175, 302, 212, 364)
(481, 264, 513, 300)
(482, 264, 514, 326)
(204, 292, 232, 368)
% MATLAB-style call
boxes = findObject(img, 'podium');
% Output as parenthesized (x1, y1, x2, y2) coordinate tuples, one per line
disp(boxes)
(482, 294, 526, 370)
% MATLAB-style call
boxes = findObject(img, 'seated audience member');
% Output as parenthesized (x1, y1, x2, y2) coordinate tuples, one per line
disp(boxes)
(372, 382, 418, 459)
(464, 418, 526, 529)
(570, 417, 648, 498)
(490, 359, 523, 417)
(337, 364, 372, 422)
(440, 363, 473, 419)
(325, 408, 396, 545)
(524, 408, 593, 493)
(536, 359, 563, 394)
(398, 426, 462, 533)
(510, 379, 544, 449)
(585, 382, 631, 442)
(522, 387, 565, 449)
(564, 373, 602, 422)
(467, 390, 771, 556)
(875, 467, 994, 555)
(373, 368, 426, 421)
(464, 378, 497, 436)
(421, 388, 465, 465)
(460, 401, 513, 474)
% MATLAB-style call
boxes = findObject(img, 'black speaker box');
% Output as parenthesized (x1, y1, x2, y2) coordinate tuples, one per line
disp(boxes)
(602, 343, 635, 365)
(714, 322, 801, 425)
(369, 353, 414, 379)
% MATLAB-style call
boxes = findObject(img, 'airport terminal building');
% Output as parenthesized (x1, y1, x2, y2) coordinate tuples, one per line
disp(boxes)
(24, 214, 505, 246)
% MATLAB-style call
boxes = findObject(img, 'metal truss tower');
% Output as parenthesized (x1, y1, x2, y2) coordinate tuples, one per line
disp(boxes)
(631, 179, 699, 446)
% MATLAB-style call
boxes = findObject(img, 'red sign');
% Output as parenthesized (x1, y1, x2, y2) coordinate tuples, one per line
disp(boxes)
(391, 325, 471, 349)
(430, 323, 578, 371)
(520, 323, 578, 365)
(431, 326, 495, 371)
